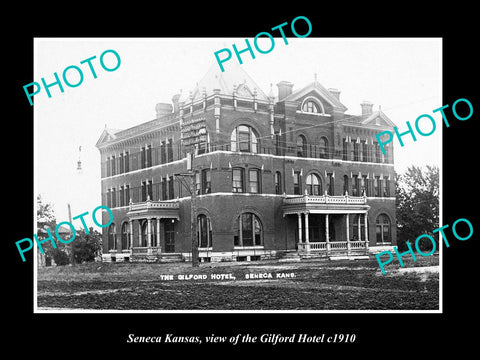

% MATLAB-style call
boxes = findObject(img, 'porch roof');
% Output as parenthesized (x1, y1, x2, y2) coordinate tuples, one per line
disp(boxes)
(126, 200, 180, 220)
(282, 194, 370, 216)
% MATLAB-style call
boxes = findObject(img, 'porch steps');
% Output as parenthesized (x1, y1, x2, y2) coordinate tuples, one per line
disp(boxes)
(158, 253, 184, 263)
(277, 251, 301, 262)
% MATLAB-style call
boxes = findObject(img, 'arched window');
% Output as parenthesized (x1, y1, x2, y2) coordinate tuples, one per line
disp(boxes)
(302, 100, 320, 113)
(108, 223, 116, 250)
(343, 175, 349, 195)
(197, 214, 213, 248)
(274, 171, 282, 195)
(231, 125, 259, 153)
(376, 214, 391, 244)
(306, 173, 322, 195)
(296, 135, 307, 157)
(121, 222, 129, 250)
(234, 213, 263, 247)
(319, 137, 328, 158)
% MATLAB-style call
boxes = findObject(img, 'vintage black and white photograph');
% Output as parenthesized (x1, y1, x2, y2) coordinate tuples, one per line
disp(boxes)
(33, 37, 442, 312)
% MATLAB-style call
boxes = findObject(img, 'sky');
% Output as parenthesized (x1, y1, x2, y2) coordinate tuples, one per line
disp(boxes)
(34, 37, 442, 222)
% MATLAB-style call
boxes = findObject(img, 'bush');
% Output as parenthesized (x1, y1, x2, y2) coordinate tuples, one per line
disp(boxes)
(52, 249, 70, 266)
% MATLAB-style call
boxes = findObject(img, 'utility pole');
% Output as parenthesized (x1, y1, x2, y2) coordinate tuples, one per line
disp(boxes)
(67, 203, 76, 266)
(175, 148, 199, 267)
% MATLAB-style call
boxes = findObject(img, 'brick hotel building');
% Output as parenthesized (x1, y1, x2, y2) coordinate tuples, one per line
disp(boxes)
(96, 64, 396, 262)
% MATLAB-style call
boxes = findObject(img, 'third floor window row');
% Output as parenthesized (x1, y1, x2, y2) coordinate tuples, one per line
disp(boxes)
(104, 139, 176, 177)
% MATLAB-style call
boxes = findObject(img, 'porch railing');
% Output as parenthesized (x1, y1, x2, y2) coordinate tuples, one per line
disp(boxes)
(298, 241, 367, 252)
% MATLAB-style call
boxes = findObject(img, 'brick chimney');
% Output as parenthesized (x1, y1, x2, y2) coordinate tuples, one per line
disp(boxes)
(172, 93, 181, 113)
(360, 101, 373, 119)
(277, 81, 294, 101)
(156, 102, 173, 119)
(328, 88, 341, 101)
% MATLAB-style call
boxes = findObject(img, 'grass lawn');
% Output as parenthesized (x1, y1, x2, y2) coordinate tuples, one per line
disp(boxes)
(36, 254, 439, 311)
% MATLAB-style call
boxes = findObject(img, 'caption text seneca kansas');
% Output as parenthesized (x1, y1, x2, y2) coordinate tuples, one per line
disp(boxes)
(127, 333, 356, 345)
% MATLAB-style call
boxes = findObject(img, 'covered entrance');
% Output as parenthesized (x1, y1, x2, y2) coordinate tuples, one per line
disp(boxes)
(283, 193, 370, 257)
(126, 197, 180, 262)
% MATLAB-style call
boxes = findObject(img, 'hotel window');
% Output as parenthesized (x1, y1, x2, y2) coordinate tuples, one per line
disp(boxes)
(232, 168, 244, 193)
(343, 175, 349, 195)
(107, 223, 116, 250)
(352, 214, 366, 241)
(119, 153, 124, 174)
(352, 140, 359, 162)
(167, 139, 173, 162)
(231, 125, 258, 153)
(202, 169, 211, 194)
(146, 145, 152, 167)
(141, 147, 146, 169)
(274, 171, 282, 195)
(106, 157, 110, 177)
(160, 141, 166, 164)
(121, 222, 129, 250)
(302, 99, 320, 113)
(383, 176, 390, 197)
(111, 155, 116, 175)
(319, 137, 328, 159)
(161, 178, 167, 200)
(296, 135, 307, 157)
(293, 171, 301, 195)
(374, 141, 381, 163)
(374, 176, 380, 197)
(376, 214, 391, 243)
(141, 181, 147, 201)
(275, 132, 281, 155)
(326, 173, 334, 195)
(120, 186, 125, 207)
(111, 187, 117, 208)
(147, 180, 153, 200)
(248, 169, 261, 193)
(234, 212, 263, 247)
(195, 172, 201, 195)
(362, 175, 369, 196)
(168, 176, 175, 199)
(124, 151, 129, 172)
(125, 184, 130, 204)
(106, 189, 111, 208)
(360, 140, 367, 162)
(342, 138, 348, 160)
(197, 131, 210, 155)
(197, 214, 212, 248)
(306, 173, 321, 196)
(352, 175, 359, 196)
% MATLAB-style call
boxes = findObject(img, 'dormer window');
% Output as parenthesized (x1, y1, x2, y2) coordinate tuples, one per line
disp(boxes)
(302, 100, 320, 113)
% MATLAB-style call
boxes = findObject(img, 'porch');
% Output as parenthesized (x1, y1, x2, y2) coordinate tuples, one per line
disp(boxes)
(126, 197, 181, 262)
(283, 193, 370, 258)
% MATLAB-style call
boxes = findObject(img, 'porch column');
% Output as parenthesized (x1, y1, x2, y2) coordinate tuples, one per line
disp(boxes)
(364, 212, 369, 250)
(147, 218, 152, 248)
(297, 213, 303, 249)
(346, 214, 351, 254)
(325, 214, 330, 252)
(138, 221, 142, 247)
(129, 220, 133, 249)
(304, 212, 310, 252)
(358, 214, 361, 241)
(157, 218, 161, 252)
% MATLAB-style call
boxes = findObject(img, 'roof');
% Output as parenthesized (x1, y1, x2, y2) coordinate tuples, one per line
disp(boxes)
(362, 110, 396, 128)
(179, 62, 269, 103)
(95, 127, 123, 148)
(282, 79, 348, 112)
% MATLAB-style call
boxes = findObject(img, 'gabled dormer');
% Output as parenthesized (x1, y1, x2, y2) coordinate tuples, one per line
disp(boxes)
(96, 127, 122, 149)
(277, 77, 348, 116)
(362, 110, 396, 129)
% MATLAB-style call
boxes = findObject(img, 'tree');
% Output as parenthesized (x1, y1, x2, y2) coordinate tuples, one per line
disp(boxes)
(72, 227, 103, 264)
(37, 195, 70, 266)
(396, 165, 439, 251)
